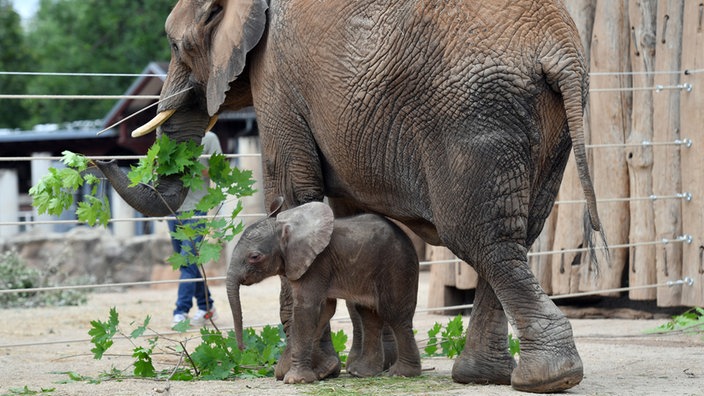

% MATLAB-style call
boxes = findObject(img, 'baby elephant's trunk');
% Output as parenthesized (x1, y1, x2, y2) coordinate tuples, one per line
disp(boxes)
(226, 280, 245, 350)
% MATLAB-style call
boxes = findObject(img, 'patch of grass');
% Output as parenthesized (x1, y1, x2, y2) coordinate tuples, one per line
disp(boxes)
(302, 375, 464, 396)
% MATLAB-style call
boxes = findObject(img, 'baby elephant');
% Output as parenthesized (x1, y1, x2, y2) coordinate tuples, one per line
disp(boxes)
(226, 199, 421, 384)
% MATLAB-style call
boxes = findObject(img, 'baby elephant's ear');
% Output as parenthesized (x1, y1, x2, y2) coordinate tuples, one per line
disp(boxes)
(275, 202, 334, 280)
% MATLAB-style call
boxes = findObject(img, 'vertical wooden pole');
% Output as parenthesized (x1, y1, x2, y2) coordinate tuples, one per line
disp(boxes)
(679, 1, 704, 307)
(426, 246, 475, 314)
(581, 0, 632, 294)
(653, 0, 684, 307)
(626, 0, 657, 300)
(551, 0, 597, 296)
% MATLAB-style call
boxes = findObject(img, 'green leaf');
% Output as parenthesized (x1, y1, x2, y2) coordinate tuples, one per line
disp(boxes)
(59, 168, 84, 190)
(88, 307, 119, 359)
(197, 241, 222, 265)
(76, 196, 111, 227)
(130, 315, 151, 339)
(508, 333, 521, 357)
(132, 346, 156, 377)
(172, 318, 191, 333)
(168, 253, 188, 270)
(61, 151, 89, 171)
(331, 329, 348, 355)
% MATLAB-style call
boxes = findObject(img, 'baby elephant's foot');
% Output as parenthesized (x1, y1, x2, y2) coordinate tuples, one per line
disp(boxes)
(314, 353, 341, 380)
(388, 361, 422, 377)
(347, 360, 383, 378)
(283, 367, 318, 384)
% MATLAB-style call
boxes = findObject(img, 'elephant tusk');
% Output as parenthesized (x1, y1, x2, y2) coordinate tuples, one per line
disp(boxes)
(131, 109, 176, 138)
(205, 115, 219, 134)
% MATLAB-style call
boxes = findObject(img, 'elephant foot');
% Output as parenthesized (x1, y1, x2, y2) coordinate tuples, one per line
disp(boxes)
(283, 367, 318, 384)
(388, 361, 422, 377)
(347, 357, 383, 378)
(511, 347, 583, 393)
(451, 349, 515, 385)
(313, 352, 341, 380)
(276, 344, 340, 381)
(275, 346, 292, 381)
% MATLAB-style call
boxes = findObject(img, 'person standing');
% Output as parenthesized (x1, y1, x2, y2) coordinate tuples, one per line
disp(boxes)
(169, 130, 222, 328)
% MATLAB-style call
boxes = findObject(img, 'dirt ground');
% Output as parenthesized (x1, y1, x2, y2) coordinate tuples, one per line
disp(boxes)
(1, 272, 702, 396)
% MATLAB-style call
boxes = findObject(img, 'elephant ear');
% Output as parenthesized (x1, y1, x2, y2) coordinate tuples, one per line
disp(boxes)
(207, 0, 268, 116)
(275, 202, 334, 281)
(268, 196, 285, 217)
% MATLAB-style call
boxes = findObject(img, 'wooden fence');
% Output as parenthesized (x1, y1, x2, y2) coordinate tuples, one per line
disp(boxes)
(428, 0, 703, 308)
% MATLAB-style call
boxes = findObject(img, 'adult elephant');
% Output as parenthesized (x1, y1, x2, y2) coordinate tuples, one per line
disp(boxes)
(97, 0, 603, 392)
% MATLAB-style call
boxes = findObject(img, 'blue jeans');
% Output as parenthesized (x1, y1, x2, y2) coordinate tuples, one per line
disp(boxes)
(168, 212, 214, 315)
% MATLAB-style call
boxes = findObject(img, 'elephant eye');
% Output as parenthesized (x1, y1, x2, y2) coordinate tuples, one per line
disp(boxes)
(248, 252, 262, 263)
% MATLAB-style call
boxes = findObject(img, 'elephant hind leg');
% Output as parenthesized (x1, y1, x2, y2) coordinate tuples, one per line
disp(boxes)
(452, 277, 515, 385)
(346, 306, 384, 378)
(386, 322, 422, 378)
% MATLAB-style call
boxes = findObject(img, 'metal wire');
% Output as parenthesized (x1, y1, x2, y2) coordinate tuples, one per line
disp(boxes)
(0, 276, 694, 349)
(0, 94, 160, 100)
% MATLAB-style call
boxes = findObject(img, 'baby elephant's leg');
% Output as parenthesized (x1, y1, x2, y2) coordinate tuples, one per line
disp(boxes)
(387, 319, 422, 377)
(346, 305, 384, 377)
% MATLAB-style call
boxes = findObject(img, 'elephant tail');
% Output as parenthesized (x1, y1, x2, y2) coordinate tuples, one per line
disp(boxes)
(548, 58, 609, 264)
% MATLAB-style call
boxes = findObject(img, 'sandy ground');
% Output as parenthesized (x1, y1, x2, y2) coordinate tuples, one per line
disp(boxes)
(1, 272, 702, 396)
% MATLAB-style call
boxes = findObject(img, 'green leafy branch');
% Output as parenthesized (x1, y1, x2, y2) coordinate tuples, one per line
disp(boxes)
(646, 307, 704, 339)
(87, 307, 287, 381)
(29, 151, 110, 227)
(422, 315, 520, 358)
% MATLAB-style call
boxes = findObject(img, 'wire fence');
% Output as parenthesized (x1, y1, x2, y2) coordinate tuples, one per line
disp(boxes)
(0, 67, 699, 350)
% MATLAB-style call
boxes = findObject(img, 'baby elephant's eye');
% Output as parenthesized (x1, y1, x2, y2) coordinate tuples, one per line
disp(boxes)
(248, 252, 262, 263)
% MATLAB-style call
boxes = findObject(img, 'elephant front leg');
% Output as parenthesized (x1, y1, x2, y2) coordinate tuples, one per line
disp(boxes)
(452, 277, 515, 385)
(282, 297, 323, 384)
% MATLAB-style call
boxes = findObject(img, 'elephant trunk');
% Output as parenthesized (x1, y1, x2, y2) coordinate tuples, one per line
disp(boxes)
(97, 106, 212, 217)
(226, 279, 245, 350)
(94, 159, 188, 217)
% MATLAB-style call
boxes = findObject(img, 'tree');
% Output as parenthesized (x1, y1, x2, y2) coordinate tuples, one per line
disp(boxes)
(23, 0, 174, 126)
(0, 0, 32, 129)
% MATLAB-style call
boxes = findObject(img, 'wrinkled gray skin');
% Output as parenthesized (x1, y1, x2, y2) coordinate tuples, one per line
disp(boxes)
(96, 0, 604, 392)
(227, 201, 421, 383)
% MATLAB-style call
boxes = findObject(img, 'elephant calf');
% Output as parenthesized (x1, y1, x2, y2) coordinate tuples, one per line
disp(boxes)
(226, 199, 421, 384)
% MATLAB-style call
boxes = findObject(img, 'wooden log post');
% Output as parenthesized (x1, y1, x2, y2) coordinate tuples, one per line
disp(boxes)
(550, 0, 597, 296)
(679, 0, 704, 307)
(626, 0, 658, 300)
(580, 0, 632, 295)
(653, 0, 684, 307)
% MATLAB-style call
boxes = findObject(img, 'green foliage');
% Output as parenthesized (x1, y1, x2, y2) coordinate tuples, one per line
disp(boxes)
(88, 307, 287, 380)
(29, 151, 110, 226)
(0, 250, 87, 308)
(646, 307, 704, 338)
(0, 0, 32, 129)
(128, 135, 205, 187)
(21, 0, 174, 126)
(508, 333, 521, 357)
(423, 315, 465, 358)
(4, 385, 56, 395)
(191, 326, 285, 379)
(127, 136, 258, 270)
(423, 315, 519, 358)
(88, 307, 119, 359)
(330, 329, 349, 364)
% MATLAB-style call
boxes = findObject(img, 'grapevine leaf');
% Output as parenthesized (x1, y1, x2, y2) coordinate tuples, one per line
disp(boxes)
(132, 346, 156, 377)
(88, 307, 119, 359)
(130, 315, 151, 339)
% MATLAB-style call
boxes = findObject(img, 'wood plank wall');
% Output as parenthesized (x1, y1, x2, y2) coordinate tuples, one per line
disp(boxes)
(427, 0, 701, 309)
